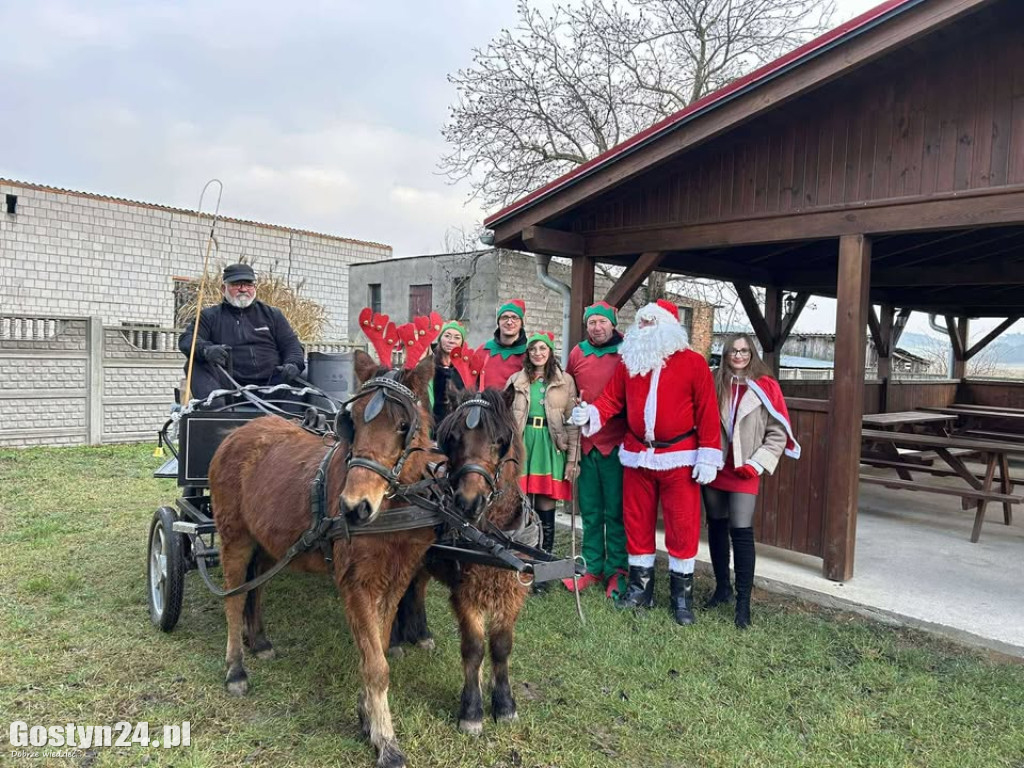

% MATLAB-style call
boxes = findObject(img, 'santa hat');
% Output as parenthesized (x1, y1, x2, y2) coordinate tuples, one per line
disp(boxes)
(584, 301, 618, 326)
(655, 299, 679, 321)
(526, 330, 555, 350)
(496, 299, 526, 322)
(637, 300, 681, 326)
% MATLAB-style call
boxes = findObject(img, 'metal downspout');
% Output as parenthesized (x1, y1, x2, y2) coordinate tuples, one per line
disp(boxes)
(535, 255, 572, 367)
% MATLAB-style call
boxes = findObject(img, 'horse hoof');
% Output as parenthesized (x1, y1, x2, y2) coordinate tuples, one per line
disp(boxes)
(254, 646, 276, 661)
(494, 709, 518, 723)
(458, 719, 483, 736)
(386, 645, 405, 660)
(377, 740, 407, 768)
(225, 665, 249, 696)
(416, 637, 435, 651)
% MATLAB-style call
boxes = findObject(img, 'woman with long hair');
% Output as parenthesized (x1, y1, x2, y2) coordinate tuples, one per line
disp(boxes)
(702, 333, 800, 629)
(430, 320, 468, 425)
(507, 332, 580, 570)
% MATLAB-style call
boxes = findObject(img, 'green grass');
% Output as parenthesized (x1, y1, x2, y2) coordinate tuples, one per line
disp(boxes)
(2, 444, 1023, 768)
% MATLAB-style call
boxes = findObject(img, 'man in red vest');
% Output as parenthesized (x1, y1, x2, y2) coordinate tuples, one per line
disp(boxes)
(564, 301, 628, 597)
(478, 299, 528, 390)
(571, 299, 722, 626)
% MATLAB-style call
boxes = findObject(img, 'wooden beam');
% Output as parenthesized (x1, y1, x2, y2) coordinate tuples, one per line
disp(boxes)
(584, 187, 1024, 257)
(488, 0, 991, 242)
(763, 285, 783, 376)
(603, 251, 665, 308)
(521, 225, 585, 257)
(945, 315, 966, 362)
(952, 316, 969, 379)
(877, 304, 894, 413)
(569, 256, 596, 350)
(892, 308, 911, 348)
(778, 292, 810, 346)
(825, 234, 871, 582)
(788, 258, 1024, 290)
(867, 306, 883, 354)
(658, 252, 775, 285)
(733, 282, 774, 355)
(964, 316, 1020, 360)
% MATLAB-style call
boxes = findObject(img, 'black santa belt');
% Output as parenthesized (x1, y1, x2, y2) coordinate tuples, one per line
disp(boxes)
(638, 427, 697, 449)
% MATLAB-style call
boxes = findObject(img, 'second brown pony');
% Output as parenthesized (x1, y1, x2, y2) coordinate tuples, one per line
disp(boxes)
(391, 387, 531, 734)
(209, 350, 437, 768)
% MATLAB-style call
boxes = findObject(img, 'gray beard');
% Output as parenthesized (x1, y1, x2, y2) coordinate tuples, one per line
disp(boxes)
(225, 293, 254, 309)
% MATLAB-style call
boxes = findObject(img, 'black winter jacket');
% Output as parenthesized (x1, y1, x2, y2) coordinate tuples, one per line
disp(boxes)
(178, 300, 305, 385)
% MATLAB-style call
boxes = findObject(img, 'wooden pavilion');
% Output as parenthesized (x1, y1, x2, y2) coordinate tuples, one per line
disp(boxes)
(484, 0, 1024, 580)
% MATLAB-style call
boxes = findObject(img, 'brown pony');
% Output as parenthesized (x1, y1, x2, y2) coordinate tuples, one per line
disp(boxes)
(208, 350, 438, 768)
(391, 387, 531, 734)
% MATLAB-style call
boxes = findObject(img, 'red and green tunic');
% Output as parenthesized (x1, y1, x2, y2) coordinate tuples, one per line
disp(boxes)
(566, 339, 626, 456)
(478, 338, 527, 390)
(519, 379, 572, 500)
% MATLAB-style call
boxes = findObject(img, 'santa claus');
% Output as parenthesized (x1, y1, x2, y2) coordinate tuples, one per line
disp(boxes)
(571, 299, 722, 625)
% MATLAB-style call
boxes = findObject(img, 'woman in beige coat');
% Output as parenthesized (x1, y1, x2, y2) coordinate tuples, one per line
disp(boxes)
(507, 331, 580, 565)
(702, 333, 800, 629)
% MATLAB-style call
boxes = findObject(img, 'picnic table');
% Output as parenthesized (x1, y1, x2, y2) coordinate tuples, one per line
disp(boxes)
(862, 410, 958, 431)
(919, 405, 1024, 434)
(860, 428, 1024, 542)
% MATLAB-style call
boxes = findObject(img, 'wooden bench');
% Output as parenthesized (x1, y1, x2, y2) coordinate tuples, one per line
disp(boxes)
(859, 475, 1022, 542)
(861, 428, 1024, 542)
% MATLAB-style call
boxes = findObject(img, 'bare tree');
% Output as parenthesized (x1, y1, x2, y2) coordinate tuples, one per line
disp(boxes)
(442, 0, 836, 209)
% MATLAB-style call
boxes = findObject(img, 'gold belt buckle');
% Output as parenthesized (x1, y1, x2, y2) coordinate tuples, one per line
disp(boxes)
(531, 416, 545, 428)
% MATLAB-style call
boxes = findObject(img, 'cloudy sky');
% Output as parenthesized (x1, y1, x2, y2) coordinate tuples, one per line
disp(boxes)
(3, 0, 1015, 339)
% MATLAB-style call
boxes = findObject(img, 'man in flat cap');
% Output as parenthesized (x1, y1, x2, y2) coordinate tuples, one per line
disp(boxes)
(178, 263, 305, 400)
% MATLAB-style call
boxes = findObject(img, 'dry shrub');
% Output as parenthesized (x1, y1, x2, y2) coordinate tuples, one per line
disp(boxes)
(176, 259, 328, 342)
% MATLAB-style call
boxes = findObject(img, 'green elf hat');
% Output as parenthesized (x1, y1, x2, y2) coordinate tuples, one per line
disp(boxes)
(439, 320, 467, 341)
(584, 301, 618, 326)
(527, 330, 555, 350)
(495, 298, 526, 322)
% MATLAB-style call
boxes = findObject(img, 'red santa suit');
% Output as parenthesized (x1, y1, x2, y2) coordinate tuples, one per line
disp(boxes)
(581, 309, 722, 563)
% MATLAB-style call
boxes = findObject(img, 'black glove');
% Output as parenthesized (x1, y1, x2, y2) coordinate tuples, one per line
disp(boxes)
(278, 362, 300, 382)
(203, 344, 230, 367)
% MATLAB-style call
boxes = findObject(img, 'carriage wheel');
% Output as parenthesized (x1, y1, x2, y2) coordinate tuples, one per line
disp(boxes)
(148, 506, 185, 632)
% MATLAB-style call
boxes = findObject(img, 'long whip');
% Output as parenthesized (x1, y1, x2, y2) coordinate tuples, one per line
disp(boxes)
(569, 400, 586, 625)
(182, 179, 224, 404)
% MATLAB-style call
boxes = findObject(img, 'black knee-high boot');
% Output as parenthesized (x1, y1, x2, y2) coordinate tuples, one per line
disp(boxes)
(704, 517, 733, 608)
(730, 527, 755, 629)
(533, 508, 556, 594)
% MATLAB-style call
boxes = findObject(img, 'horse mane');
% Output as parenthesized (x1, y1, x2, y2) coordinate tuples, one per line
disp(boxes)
(436, 389, 524, 526)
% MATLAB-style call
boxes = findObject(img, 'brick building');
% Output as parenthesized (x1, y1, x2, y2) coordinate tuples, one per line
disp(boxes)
(348, 249, 715, 359)
(0, 179, 389, 332)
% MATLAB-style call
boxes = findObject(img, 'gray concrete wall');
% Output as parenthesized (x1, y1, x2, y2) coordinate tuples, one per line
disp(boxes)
(0, 313, 361, 447)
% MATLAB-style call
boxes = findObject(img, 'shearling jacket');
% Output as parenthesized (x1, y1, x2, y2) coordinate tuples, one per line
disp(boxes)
(719, 378, 788, 475)
(507, 368, 580, 466)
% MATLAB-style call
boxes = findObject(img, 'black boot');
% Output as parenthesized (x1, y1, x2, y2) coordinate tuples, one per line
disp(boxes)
(615, 565, 655, 609)
(731, 527, 755, 630)
(704, 517, 733, 608)
(533, 508, 556, 594)
(668, 572, 696, 626)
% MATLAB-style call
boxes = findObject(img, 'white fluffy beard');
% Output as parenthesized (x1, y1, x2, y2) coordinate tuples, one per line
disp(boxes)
(224, 290, 254, 309)
(620, 318, 689, 376)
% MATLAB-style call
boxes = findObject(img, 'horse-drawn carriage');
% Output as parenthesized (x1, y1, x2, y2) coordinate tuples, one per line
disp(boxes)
(146, 312, 579, 768)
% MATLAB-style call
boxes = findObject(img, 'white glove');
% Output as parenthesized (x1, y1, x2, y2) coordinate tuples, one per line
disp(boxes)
(569, 401, 590, 427)
(691, 462, 718, 485)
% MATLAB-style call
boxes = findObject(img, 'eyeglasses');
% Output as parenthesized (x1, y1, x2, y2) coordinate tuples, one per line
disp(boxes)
(227, 281, 255, 290)
(499, 315, 520, 324)
(729, 349, 752, 357)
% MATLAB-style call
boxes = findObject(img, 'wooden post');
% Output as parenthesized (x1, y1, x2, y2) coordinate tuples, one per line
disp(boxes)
(570, 256, 595, 350)
(953, 316, 969, 379)
(763, 285, 783, 376)
(877, 304, 894, 412)
(824, 235, 871, 581)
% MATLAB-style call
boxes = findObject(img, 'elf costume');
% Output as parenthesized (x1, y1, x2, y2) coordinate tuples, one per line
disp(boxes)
(564, 301, 628, 596)
(479, 299, 528, 390)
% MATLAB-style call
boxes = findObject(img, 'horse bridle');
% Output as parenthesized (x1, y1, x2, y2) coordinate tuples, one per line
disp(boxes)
(340, 373, 428, 492)
(444, 397, 518, 506)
